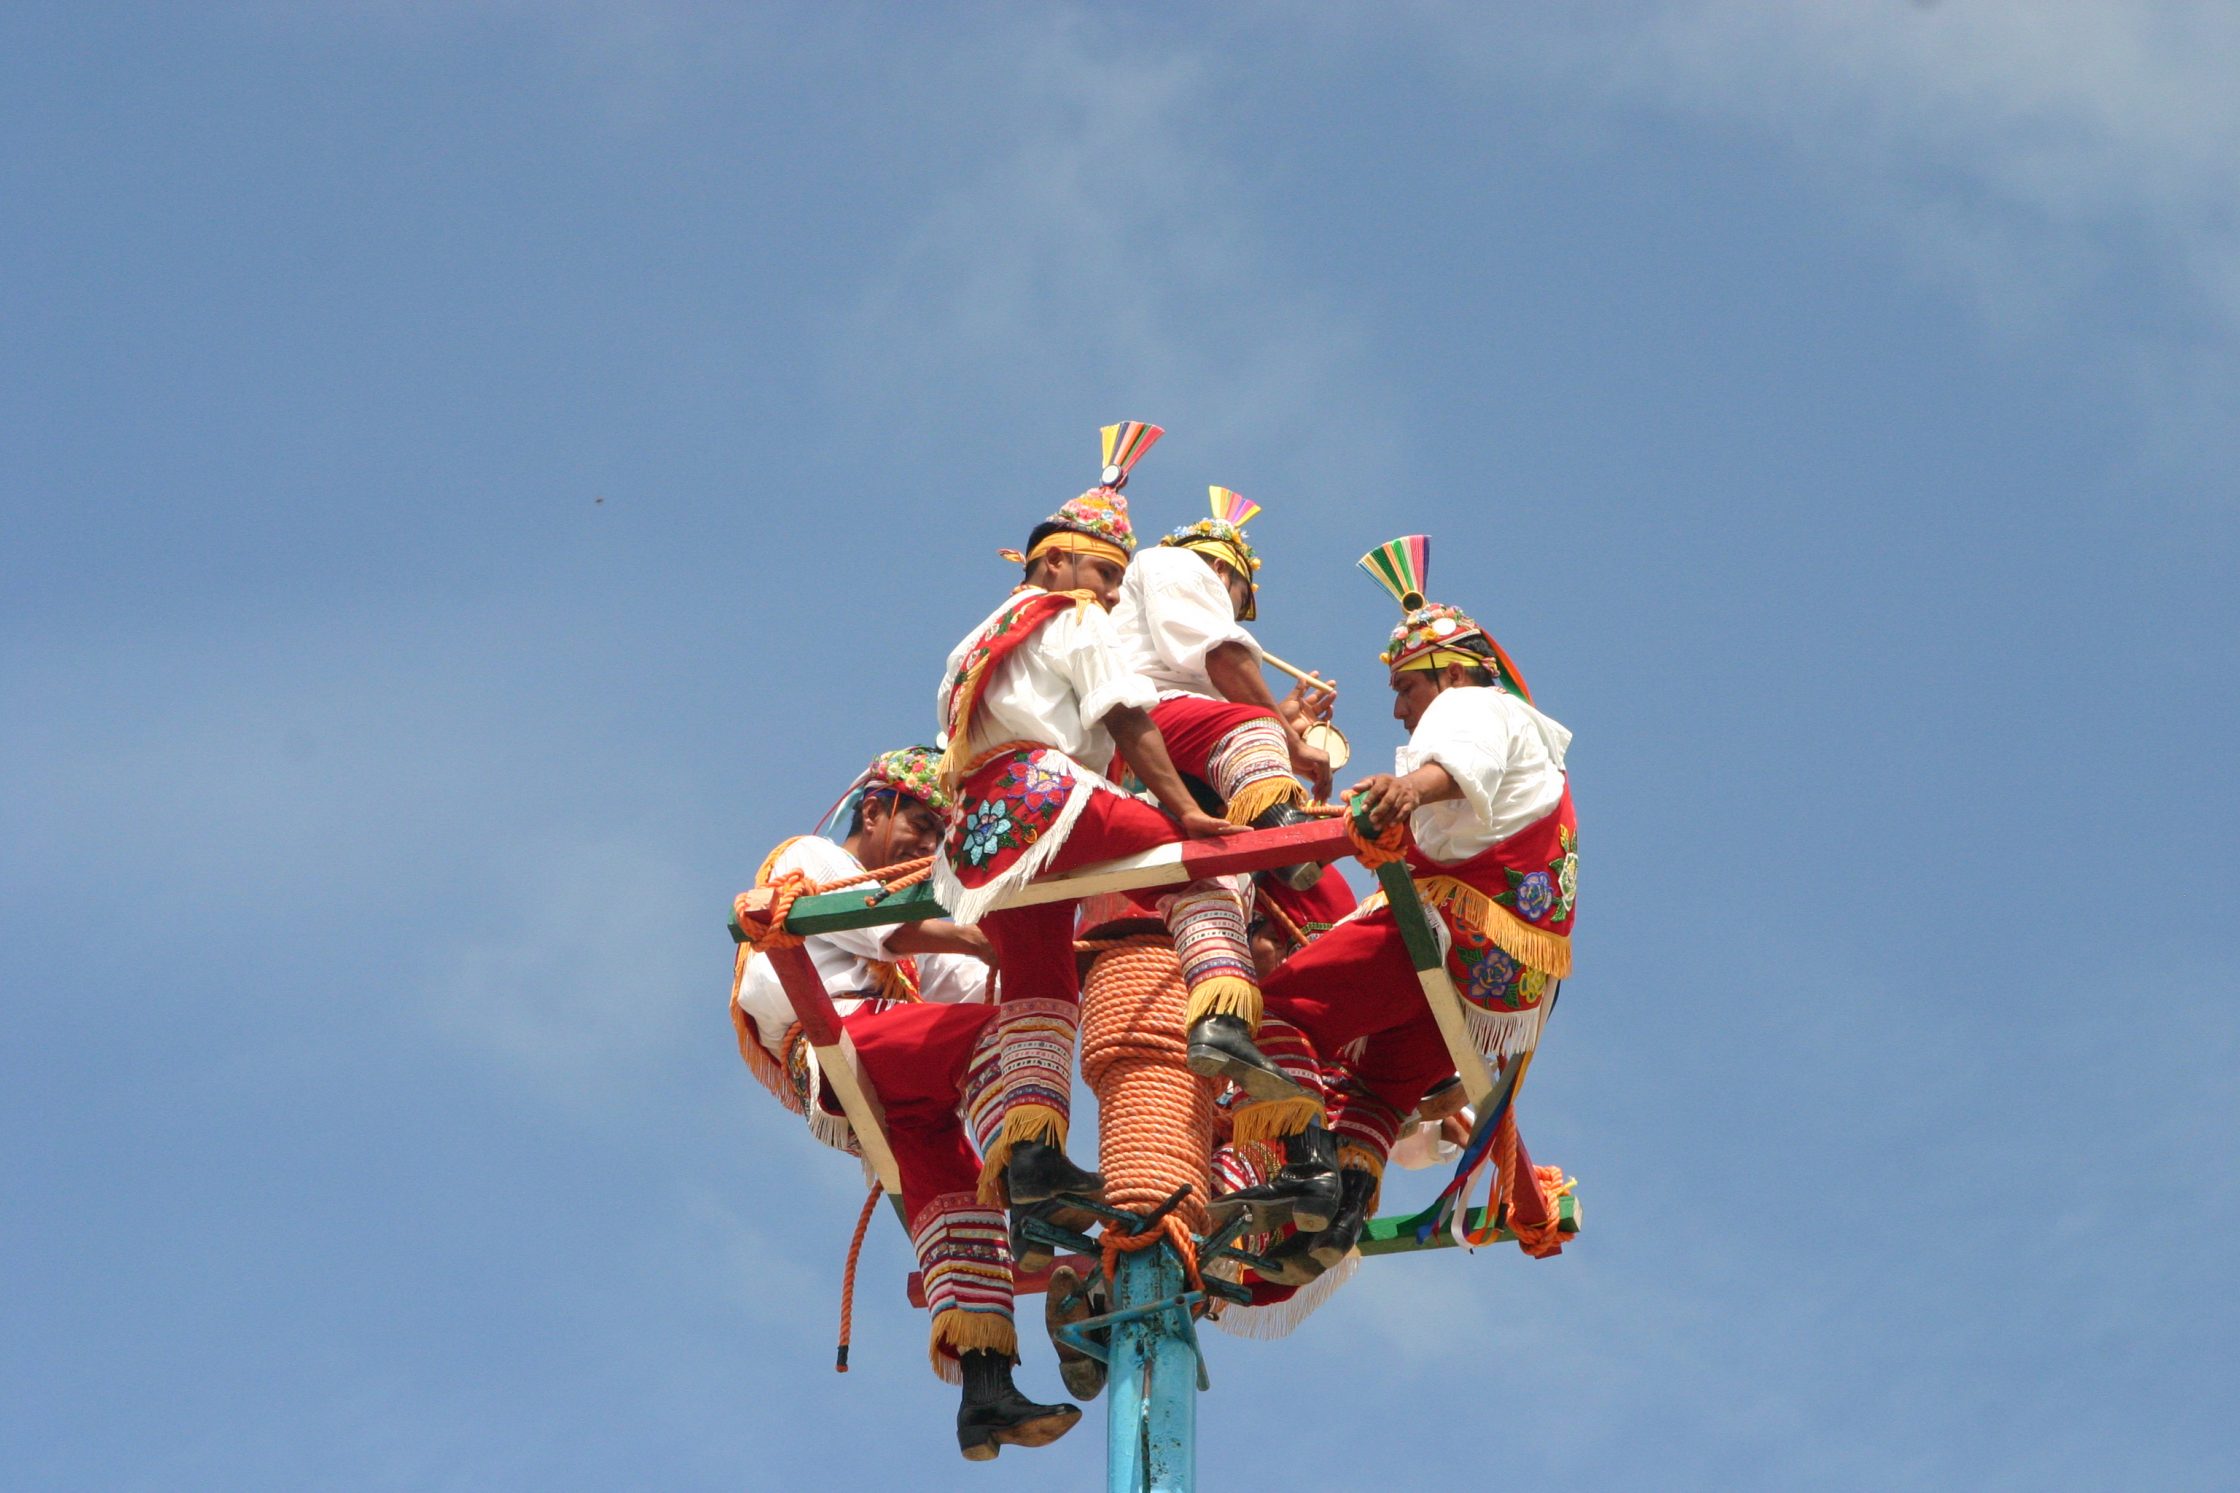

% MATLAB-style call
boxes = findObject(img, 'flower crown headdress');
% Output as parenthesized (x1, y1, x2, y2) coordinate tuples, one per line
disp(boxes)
(1161, 485, 1263, 618)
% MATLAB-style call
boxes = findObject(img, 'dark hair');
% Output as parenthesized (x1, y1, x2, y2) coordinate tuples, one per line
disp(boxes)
(845, 789, 900, 837)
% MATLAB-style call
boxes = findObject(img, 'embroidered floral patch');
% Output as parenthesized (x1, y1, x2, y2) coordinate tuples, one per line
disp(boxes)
(1553, 825, 1579, 920)
(945, 747, 1077, 887)
(1446, 925, 1543, 1012)
(1494, 823, 1579, 929)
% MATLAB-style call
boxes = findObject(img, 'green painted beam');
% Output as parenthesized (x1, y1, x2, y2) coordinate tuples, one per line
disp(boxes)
(729, 878, 943, 943)
(1356, 1189, 1581, 1257)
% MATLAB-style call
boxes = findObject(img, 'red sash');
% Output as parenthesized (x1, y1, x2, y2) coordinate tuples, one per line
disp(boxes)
(1405, 781, 1579, 940)
(937, 588, 1097, 764)
(1400, 783, 1577, 1015)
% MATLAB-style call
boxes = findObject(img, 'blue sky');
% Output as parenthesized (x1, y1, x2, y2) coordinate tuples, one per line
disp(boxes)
(5, 3, 2236, 1489)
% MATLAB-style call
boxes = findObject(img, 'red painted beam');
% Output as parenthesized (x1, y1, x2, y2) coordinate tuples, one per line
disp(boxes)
(767, 945, 846, 1047)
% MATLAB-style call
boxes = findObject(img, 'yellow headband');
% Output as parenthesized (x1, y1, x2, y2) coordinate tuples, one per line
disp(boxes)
(999, 531, 1132, 570)
(1394, 648, 1491, 675)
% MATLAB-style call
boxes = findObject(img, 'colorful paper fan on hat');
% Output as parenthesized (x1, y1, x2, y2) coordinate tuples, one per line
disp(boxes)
(1099, 421, 1164, 489)
(1208, 485, 1260, 529)
(1359, 535, 1431, 612)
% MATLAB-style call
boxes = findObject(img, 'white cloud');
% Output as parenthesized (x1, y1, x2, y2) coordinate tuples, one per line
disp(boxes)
(1576, 2, 2240, 317)
(1414, 0, 2240, 486)
(829, 11, 1403, 492)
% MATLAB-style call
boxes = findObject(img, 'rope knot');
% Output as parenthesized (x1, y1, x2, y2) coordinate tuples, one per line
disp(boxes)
(1342, 800, 1413, 869)
(734, 871, 811, 953)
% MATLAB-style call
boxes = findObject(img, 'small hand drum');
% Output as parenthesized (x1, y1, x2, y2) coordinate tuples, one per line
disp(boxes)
(1301, 720, 1350, 771)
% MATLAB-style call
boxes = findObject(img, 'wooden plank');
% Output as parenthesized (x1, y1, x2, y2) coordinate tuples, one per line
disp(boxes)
(731, 817, 1357, 942)
(1369, 859, 1498, 1108)
(994, 816, 1354, 909)
(905, 1252, 1098, 1307)
(1356, 1189, 1581, 1257)
(766, 946, 902, 1194)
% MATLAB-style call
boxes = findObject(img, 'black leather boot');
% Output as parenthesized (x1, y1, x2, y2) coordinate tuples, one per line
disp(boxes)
(1043, 1263, 1108, 1402)
(956, 1348, 1081, 1461)
(1249, 798, 1322, 890)
(1185, 1014, 1313, 1104)
(1305, 1166, 1379, 1272)
(1004, 1140, 1105, 1207)
(1206, 1124, 1341, 1236)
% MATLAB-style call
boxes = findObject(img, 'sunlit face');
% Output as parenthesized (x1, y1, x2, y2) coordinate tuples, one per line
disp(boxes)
(863, 796, 945, 860)
(1033, 551, 1126, 607)
(1187, 548, 1253, 619)
(1388, 665, 1444, 731)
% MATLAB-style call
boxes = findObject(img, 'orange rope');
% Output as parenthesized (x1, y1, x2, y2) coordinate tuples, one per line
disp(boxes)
(1258, 894, 1310, 955)
(1491, 1109, 1566, 1259)
(1341, 798, 1413, 869)
(834, 1183, 882, 1372)
(733, 871, 810, 954)
(732, 856, 936, 954)
(1079, 941, 1212, 1293)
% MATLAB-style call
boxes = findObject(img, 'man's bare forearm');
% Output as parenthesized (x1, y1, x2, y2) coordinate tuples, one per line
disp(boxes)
(1105, 704, 1204, 821)
(887, 919, 994, 961)
(1205, 642, 1293, 733)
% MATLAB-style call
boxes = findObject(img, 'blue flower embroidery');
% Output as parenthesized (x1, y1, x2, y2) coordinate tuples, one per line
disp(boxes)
(1464, 945, 1518, 1005)
(1516, 870, 1554, 921)
(960, 801, 1014, 867)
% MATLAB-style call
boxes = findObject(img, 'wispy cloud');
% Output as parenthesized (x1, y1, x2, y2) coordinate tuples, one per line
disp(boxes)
(829, 11, 1401, 490)
(1418, 1, 2240, 484)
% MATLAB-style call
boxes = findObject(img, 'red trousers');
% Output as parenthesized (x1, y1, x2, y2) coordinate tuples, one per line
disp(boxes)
(1146, 695, 1281, 782)
(1257, 906, 1455, 1120)
(827, 1000, 996, 1222)
(980, 786, 1194, 1007)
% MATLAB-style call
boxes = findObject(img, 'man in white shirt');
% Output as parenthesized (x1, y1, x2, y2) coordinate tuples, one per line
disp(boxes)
(1108, 487, 1334, 837)
(731, 748, 1081, 1460)
(932, 426, 1308, 1222)
(1250, 538, 1579, 1279)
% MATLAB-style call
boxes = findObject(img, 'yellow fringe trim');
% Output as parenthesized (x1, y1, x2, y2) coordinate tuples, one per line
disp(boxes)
(868, 958, 915, 1003)
(728, 998, 798, 1110)
(975, 1105, 1067, 1205)
(1229, 1094, 1322, 1149)
(1224, 774, 1304, 825)
(1369, 875, 1573, 978)
(1183, 973, 1261, 1029)
(929, 1308, 1018, 1384)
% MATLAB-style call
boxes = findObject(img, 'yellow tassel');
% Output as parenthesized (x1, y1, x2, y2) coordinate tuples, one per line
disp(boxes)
(1223, 774, 1303, 826)
(928, 1309, 1019, 1383)
(1230, 1095, 1322, 1149)
(1366, 876, 1573, 978)
(1183, 974, 1261, 1029)
(729, 995, 800, 1110)
(975, 1105, 1067, 1205)
(1336, 1142, 1388, 1204)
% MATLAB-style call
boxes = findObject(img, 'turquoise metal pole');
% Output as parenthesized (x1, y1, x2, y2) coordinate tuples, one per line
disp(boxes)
(1105, 1243, 1195, 1492)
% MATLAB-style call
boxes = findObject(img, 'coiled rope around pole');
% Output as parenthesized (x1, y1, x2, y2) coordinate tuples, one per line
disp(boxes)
(1077, 938, 1212, 1288)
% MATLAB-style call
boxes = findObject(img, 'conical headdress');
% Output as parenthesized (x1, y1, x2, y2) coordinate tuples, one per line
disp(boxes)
(1359, 533, 1532, 700)
(1001, 421, 1162, 568)
(1358, 534, 1431, 612)
(1162, 484, 1264, 619)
